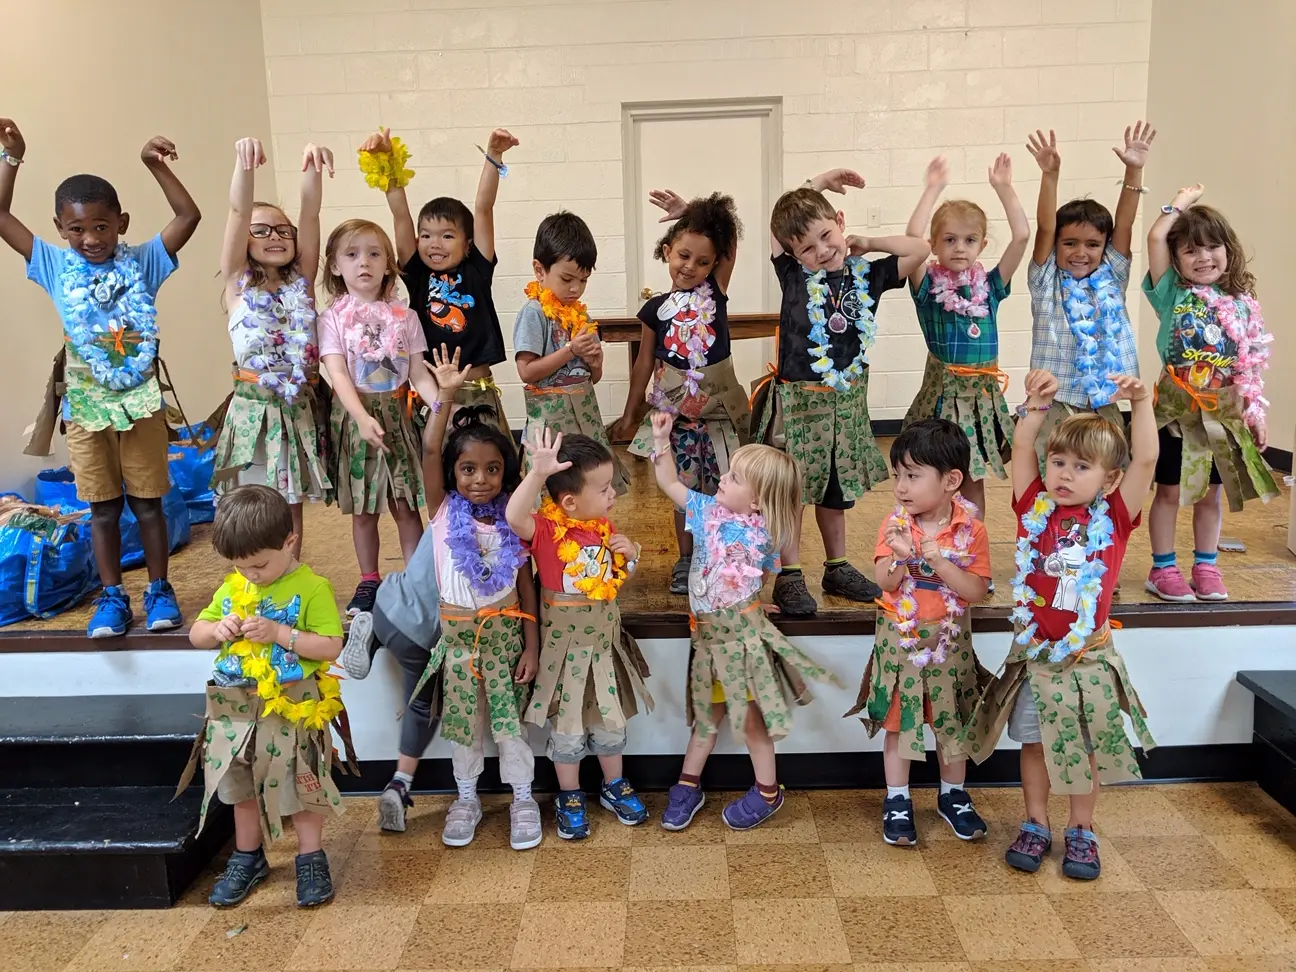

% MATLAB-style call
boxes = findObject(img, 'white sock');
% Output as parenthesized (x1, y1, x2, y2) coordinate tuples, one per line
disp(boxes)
(455, 776, 478, 802)
(512, 782, 533, 802)
(886, 784, 910, 800)
(393, 770, 414, 787)
(939, 780, 960, 796)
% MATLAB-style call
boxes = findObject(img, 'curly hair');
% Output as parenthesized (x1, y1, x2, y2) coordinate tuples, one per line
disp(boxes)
(1167, 204, 1255, 298)
(653, 192, 743, 263)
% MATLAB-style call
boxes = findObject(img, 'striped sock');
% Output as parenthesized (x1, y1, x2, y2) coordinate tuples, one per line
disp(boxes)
(678, 773, 701, 788)
(756, 781, 781, 804)
(825, 557, 848, 566)
(1152, 552, 1176, 570)
(779, 564, 802, 575)
(1193, 549, 1218, 565)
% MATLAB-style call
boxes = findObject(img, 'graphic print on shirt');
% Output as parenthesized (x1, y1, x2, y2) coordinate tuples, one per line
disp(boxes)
(213, 591, 304, 685)
(561, 541, 614, 596)
(658, 287, 717, 361)
(427, 272, 475, 334)
(1043, 517, 1089, 613)
(349, 315, 409, 393)
(1170, 291, 1237, 390)
(823, 273, 867, 334)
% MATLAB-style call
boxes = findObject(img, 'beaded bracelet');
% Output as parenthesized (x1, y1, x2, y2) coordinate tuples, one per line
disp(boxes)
(1014, 402, 1052, 418)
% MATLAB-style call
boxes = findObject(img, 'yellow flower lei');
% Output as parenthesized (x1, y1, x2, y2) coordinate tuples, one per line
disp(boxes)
(525, 281, 598, 339)
(358, 136, 414, 192)
(539, 498, 628, 601)
(218, 573, 344, 731)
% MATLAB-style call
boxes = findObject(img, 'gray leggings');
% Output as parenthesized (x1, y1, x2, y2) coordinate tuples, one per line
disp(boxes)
(373, 606, 442, 759)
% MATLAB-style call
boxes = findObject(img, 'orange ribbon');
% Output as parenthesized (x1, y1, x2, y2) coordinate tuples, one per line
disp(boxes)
(946, 363, 1010, 394)
(404, 385, 421, 419)
(1157, 364, 1219, 413)
(524, 382, 586, 395)
(232, 367, 320, 386)
(111, 324, 126, 356)
(440, 603, 536, 679)
(748, 363, 778, 411)
(689, 601, 762, 633)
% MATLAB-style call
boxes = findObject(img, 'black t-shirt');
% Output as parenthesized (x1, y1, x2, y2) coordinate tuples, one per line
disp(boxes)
(401, 246, 506, 369)
(771, 252, 902, 382)
(637, 273, 732, 370)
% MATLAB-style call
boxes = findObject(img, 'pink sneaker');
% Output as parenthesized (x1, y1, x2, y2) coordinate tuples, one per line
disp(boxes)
(1191, 563, 1229, 601)
(1145, 565, 1195, 602)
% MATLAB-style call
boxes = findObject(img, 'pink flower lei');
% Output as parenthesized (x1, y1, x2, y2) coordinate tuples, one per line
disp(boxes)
(889, 496, 979, 668)
(329, 293, 409, 364)
(649, 280, 717, 414)
(697, 499, 768, 605)
(1192, 285, 1271, 425)
(928, 263, 990, 319)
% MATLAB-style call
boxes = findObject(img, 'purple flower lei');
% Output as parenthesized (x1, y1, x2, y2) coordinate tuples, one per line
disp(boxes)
(445, 491, 527, 599)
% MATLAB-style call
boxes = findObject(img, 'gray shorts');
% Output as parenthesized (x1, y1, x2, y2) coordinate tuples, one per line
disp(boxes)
(547, 725, 627, 764)
(1007, 682, 1093, 753)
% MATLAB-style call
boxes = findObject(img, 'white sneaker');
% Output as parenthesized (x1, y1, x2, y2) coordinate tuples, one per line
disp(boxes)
(442, 797, 483, 847)
(340, 611, 375, 680)
(510, 797, 543, 850)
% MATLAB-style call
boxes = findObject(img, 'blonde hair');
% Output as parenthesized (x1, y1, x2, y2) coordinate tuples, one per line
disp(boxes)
(1045, 412, 1129, 472)
(729, 444, 802, 552)
(930, 199, 988, 240)
(770, 187, 836, 250)
(322, 219, 400, 301)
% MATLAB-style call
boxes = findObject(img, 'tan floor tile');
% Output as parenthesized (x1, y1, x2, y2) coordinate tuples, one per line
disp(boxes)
(399, 903, 522, 968)
(1157, 783, 1296, 836)
(425, 848, 535, 903)
(1094, 786, 1200, 836)
(335, 850, 441, 904)
(1087, 959, 1209, 972)
(1050, 891, 1194, 958)
(1200, 958, 1296, 971)
(855, 963, 971, 972)
(1155, 889, 1296, 956)
(920, 839, 1037, 895)
(735, 965, 853, 972)
(837, 896, 964, 962)
(1033, 839, 1145, 894)
(967, 963, 1088, 972)
(174, 905, 317, 971)
(823, 840, 938, 896)
(631, 792, 727, 845)
(511, 900, 626, 967)
(1208, 833, 1296, 889)
(943, 893, 1081, 961)
(1112, 835, 1250, 890)
(629, 844, 730, 900)
(731, 898, 852, 964)
(623, 966, 736, 972)
(3, 911, 111, 972)
(65, 909, 212, 972)
(728, 842, 833, 897)
(286, 903, 418, 969)
(525, 846, 630, 900)
(808, 789, 882, 843)
(625, 900, 736, 965)
(1261, 888, 1296, 924)
(723, 792, 819, 845)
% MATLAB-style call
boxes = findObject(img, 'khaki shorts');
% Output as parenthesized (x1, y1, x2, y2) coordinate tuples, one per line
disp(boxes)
(216, 743, 313, 817)
(65, 409, 171, 503)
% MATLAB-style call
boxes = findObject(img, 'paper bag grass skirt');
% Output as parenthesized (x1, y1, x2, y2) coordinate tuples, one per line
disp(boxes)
(455, 376, 513, 443)
(522, 378, 628, 494)
(212, 378, 332, 504)
(329, 388, 424, 515)
(903, 354, 1013, 482)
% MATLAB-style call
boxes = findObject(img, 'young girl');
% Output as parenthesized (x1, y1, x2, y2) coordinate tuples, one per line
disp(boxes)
(212, 137, 334, 556)
(1143, 186, 1277, 603)
(647, 411, 839, 831)
(619, 190, 750, 593)
(902, 154, 1030, 518)
(409, 345, 542, 850)
(319, 219, 440, 615)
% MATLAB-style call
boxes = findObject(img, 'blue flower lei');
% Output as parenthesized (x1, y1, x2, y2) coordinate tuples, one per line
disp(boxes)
(805, 256, 875, 392)
(60, 244, 158, 391)
(1060, 262, 1125, 407)
(444, 491, 527, 600)
(1008, 492, 1114, 663)
(236, 274, 317, 404)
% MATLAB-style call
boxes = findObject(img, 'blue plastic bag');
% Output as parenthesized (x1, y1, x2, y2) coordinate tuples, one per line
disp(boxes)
(169, 422, 217, 525)
(0, 503, 99, 628)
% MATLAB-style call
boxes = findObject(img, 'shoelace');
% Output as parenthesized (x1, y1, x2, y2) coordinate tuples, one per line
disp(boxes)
(952, 802, 974, 815)
(296, 856, 329, 886)
(1065, 834, 1097, 862)
(95, 589, 128, 608)
(221, 855, 261, 885)
(1013, 831, 1048, 854)
(885, 807, 911, 821)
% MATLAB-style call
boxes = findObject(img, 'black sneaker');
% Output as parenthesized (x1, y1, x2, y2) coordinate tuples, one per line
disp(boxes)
(340, 610, 377, 680)
(882, 794, 917, 846)
(822, 561, 883, 602)
(773, 570, 818, 617)
(668, 556, 691, 595)
(937, 787, 987, 840)
(346, 579, 380, 617)
(377, 778, 414, 833)
(209, 847, 270, 907)
(295, 850, 334, 907)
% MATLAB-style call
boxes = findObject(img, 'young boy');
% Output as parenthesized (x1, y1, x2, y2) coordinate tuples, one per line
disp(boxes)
(758, 168, 930, 616)
(0, 118, 201, 638)
(181, 485, 346, 907)
(848, 418, 991, 846)
(513, 210, 627, 492)
(505, 428, 653, 839)
(962, 370, 1158, 881)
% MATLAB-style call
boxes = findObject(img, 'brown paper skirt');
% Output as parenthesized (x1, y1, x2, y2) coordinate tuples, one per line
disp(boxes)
(329, 388, 424, 514)
(903, 354, 1013, 481)
(522, 379, 628, 494)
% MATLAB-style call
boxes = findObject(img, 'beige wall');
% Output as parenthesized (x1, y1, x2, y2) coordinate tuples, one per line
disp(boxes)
(0, 0, 278, 496)
(1145, 0, 1295, 454)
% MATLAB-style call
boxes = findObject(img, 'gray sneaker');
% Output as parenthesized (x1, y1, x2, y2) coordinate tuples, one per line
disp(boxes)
(442, 797, 483, 847)
(340, 611, 375, 680)
(510, 797, 543, 850)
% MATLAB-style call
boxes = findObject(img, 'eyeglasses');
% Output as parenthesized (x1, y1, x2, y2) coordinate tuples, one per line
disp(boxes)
(249, 223, 297, 240)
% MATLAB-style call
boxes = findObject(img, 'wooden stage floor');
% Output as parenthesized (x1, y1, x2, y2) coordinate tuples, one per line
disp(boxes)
(4, 442, 1294, 641)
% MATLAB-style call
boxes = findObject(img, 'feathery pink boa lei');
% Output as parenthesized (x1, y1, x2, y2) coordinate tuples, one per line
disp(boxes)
(1193, 285, 1271, 425)
(698, 500, 768, 606)
(329, 293, 410, 364)
(928, 263, 990, 319)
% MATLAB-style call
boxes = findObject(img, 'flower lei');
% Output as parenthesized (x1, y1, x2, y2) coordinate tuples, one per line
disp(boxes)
(805, 256, 875, 392)
(445, 491, 528, 600)
(60, 244, 159, 391)
(928, 263, 990, 323)
(525, 281, 598, 339)
(1193, 285, 1271, 425)
(539, 498, 628, 601)
(1009, 493, 1114, 663)
(236, 274, 317, 404)
(649, 282, 716, 412)
(217, 572, 344, 730)
(328, 293, 409, 365)
(1060, 263, 1125, 407)
(888, 497, 978, 668)
(694, 499, 768, 605)
(358, 136, 414, 192)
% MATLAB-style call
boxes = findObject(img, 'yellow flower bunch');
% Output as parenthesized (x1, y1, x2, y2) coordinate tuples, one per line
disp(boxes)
(539, 499, 627, 601)
(358, 136, 414, 192)
(525, 281, 598, 339)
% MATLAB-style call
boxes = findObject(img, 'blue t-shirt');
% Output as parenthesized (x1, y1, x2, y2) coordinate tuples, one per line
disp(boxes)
(684, 489, 778, 613)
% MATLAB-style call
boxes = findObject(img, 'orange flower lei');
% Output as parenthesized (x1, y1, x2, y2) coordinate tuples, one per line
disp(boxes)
(524, 281, 598, 339)
(539, 498, 628, 601)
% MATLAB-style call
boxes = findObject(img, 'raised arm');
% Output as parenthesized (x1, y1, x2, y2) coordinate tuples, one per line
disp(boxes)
(647, 410, 689, 508)
(1115, 375, 1157, 511)
(1026, 129, 1060, 266)
(420, 344, 472, 514)
(1111, 121, 1156, 259)
(141, 136, 201, 258)
(772, 168, 865, 257)
(988, 153, 1031, 282)
(849, 233, 931, 279)
(220, 138, 262, 293)
(1011, 369, 1058, 499)
(360, 128, 417, 265)
(298, 143, 333, 299)
(1146, 184, 1202, 287)
(472, 127, 518, 262)
(0, 119, 33, 261)
(904, 157, 948, 287)
(505, 426, 570, 543)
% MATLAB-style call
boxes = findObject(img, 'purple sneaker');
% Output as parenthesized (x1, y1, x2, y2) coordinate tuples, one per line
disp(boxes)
(722, 785, 784, 831)
(1062, 826, 1101, 880)
(661, 784, 706, 831)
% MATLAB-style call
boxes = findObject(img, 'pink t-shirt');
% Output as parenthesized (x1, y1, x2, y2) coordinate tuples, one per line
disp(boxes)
(318, 295, 426, 394)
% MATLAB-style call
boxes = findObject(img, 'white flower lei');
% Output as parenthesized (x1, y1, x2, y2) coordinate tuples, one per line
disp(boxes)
(236, 274, 317, 404)
(60, 244, 158, 391)
(805, 256, 875, 392)
(649, 280, 717, 413)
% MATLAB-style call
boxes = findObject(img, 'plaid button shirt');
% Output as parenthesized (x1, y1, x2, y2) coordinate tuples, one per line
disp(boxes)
(911, 265, 1010, 365)
(1028, 247, 1139, 407)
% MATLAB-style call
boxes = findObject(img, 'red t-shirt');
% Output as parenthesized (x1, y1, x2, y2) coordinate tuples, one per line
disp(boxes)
(1012, 477, 1140, 642)
(530, 512, 620, 595)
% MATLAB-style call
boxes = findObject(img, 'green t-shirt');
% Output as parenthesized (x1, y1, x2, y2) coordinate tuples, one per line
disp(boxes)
(1142, 271, 1239, 389)
(200, 564, 342, 681)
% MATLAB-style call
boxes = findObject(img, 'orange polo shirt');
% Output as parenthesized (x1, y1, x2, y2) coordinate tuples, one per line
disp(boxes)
(874, 500, 991, 621)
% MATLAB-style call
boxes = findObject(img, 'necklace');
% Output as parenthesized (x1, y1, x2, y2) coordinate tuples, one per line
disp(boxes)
(928, 263, 990, 338)
(538, 498, 628, 601)
(60, 244, 159, 391)
(1191, 285, 1271, 425)
(237, 274, 317, 404)
(649, 280, 716, 412)
(525, 281, 597, 339)
(1060, 263, 1125, 407)
(805, 256, 875, 392)
(888, 497, 977, 668)
(444, 491, 527, 600)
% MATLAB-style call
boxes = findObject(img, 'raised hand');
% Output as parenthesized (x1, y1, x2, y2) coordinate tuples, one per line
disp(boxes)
(1026, 129, 1060, 175)
(648, 188, 688, 223)
(925, 156, 950, 190)
(302, 143, 335, 177)
(846, 234, 871, 256)
(1174, 183, 1206, 207)
(1023, 369, 1060, 407)
(235, 137, 266, 172)
(359, 127, 393, 154)
(988, 152, 1014, 188)
(1110, 374, 1149, 403)
(486, 128, 519, 158)
(0, 118, 26, 160)
(650, 410, 673, 445)
(1113, 120, 1156, 168)
(358, 414, 389, 453)
(526, 426, 571, 479)
(885, 520, 914, 561)
(817, 168, 866, 194)
(428, 344, 471, 396)
(142, 136, 180, 165)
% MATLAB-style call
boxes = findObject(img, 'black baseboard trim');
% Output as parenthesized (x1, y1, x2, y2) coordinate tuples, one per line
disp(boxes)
(335, 742, 1254, 795)
(1263, 447, 1293, 474)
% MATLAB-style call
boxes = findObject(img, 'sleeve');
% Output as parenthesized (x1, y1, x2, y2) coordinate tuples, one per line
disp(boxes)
(400, 251, 427, 287)
(24, 237, 65, 297)
(908, 269, 932, 303)
(636, 296, 662, 331)
(405, 307, 428, 355)
(299, 577, 344, 638)
(1105, 245, 1132, 291)
(197, 580, 233, 622)
(683, 489, 712, 536)
(869, 255, 903, 294)
(316, 308, 344, 358)
(1011, 476, 1045, 515)
(135, 234, 179, 294)
(1027, 257, 1055, 299)
(966, 520, 992, 579)
(1141, 268, 1178, 317)
(988, 265, 1011, 300)
(874, 514, 897, 564)
(1106, 484, 1140, 536)
(469, 246, 498, 280)
(512, 300, 549, 357)
(771, 253, 800, 288)
(529, 512, 555, 567)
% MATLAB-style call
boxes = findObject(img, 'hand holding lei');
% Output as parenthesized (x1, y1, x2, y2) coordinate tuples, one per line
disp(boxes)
(1060, 263, 1125, 407)
(539, 498, 628, 601)
(525, 281, 598, 339)
(61, 245, 159, 391)
(928, 263, 990, 320)
(358, 136, 414, 192)
(1193, 285, 1271, 425)
(888, 498, 978, 668)
(805, 256, 875, 392)
(445, 491, 528, 600)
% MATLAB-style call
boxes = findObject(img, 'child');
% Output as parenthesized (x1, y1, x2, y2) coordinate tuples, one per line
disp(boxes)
(962, 370, 1157, 881)
(408, 345, 542, 850)
(622, 190, 752, 593)
(513, 210, 627, 492)
(1024, 122, 1155, 457)
(1143, 185, 1277, 603)
(319, 219, 441, 616)
(362, 125, 518, 430)
(756, 168, 930, 616)
(213, 137, 334, 555)
(848, 418, 991, 846)
(647, 411, 838, 831)
(0, 119, 200, 638)
(902, 154, 1030, 518)
(182, 484, 346, 908)
(505, 428, 653, 839)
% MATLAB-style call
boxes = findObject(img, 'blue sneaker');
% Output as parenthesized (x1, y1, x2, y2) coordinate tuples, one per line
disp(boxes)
(555, 789, 590, 840)
(144, 578, 183, 631)
(722, 785, 784, 831)
(600, 777, 648, 825)
(661, 783, 706, 831)
(87, 586, 132, 638)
